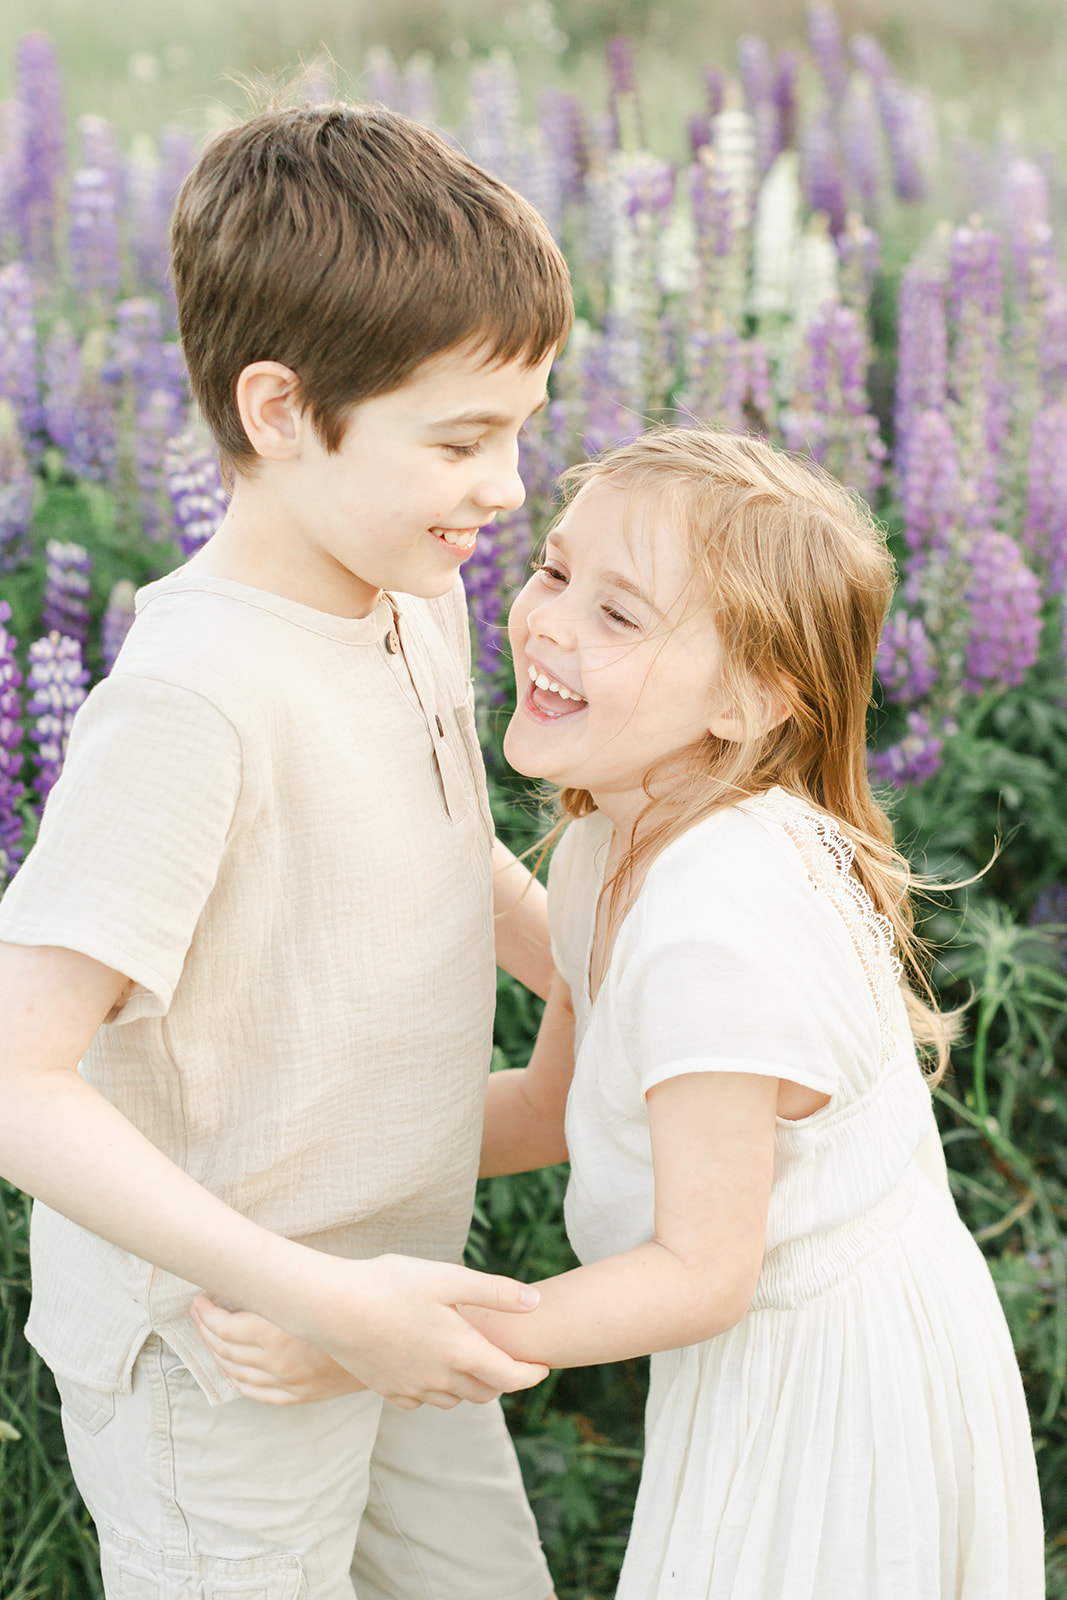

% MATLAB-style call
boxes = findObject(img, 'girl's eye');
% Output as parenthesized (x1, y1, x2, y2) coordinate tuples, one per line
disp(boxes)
(603, 605, 639, 630)
(443, 442, 481, 459)
(536, 562, 567, 584)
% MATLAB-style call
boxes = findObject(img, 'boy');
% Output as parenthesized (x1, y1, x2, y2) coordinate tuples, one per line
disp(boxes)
(0, 104, 571, 1598)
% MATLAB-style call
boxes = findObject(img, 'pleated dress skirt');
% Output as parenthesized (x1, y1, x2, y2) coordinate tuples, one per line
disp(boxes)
(615, 1167, 1045, 1600)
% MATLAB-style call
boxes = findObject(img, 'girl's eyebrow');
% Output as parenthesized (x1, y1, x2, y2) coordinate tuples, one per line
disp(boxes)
(549, 532, 662, 619)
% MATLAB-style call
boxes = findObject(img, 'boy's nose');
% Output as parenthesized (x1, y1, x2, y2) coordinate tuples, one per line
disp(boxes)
(473, 449, 526, 515)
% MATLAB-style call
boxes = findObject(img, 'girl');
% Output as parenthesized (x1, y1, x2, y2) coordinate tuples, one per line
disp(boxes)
(195, 428, 1044, 1597)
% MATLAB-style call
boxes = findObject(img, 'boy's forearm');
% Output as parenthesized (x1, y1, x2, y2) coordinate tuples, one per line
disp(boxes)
(491, 837, 555, 1000)
(461, 1240, 757, 1369)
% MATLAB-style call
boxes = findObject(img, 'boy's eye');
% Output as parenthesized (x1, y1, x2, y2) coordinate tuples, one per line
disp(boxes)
(442, 441, 481, 459)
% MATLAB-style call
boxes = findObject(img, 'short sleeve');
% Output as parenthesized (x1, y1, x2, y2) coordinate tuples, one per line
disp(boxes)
(615, 822, 859, 1100)
(0, 672, 243, 1020)
(546, 821, 581, 980)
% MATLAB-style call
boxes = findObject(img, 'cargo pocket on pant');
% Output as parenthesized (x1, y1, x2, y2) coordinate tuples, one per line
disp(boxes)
(100, 1525, 309, 1600)
(53, 1371, 117, 1437)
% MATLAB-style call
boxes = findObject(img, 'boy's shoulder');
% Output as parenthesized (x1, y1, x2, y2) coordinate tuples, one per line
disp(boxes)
(114, 567, 470, 717)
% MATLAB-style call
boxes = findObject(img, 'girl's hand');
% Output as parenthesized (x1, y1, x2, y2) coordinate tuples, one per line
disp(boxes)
(191, 1296, 367, 1405)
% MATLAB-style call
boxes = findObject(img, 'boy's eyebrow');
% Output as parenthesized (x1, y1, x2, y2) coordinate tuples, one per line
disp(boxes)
(428, 395, 549, 429)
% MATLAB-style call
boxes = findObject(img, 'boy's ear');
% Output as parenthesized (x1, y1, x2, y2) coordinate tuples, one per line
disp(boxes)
(235, 362, 304, 461)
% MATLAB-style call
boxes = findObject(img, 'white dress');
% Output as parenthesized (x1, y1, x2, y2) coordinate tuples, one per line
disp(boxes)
(547, 789, 1044, 1600)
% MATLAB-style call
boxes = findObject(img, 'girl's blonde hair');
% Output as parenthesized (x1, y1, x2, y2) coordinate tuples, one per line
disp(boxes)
(550, 426, 952, 1078)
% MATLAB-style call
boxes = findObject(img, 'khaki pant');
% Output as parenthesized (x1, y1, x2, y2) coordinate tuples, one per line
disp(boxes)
(56, 1337, 553, 1600)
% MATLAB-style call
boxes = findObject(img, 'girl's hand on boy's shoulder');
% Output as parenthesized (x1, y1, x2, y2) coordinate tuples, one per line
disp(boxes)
(191, 1296, 361, 1406)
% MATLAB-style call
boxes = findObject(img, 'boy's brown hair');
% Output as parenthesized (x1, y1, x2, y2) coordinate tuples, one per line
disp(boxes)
(170, 103, 573, 468)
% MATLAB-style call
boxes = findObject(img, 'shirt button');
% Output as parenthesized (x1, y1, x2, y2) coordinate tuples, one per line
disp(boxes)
(384, 629, 400, 654)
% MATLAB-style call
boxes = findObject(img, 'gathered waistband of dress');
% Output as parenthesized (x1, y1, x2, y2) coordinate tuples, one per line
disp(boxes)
(749, 1162, 922, 1311)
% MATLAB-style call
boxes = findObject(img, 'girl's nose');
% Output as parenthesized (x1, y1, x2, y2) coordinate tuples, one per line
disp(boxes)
(527, 589, 575, 647)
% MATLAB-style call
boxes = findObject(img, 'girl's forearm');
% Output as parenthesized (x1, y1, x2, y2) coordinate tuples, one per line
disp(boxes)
(461, 1237, 758, 1368)
(481, 1068, 568, 1175)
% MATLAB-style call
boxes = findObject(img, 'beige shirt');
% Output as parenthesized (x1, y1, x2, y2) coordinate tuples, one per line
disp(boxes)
(0, 568, 496, 1402)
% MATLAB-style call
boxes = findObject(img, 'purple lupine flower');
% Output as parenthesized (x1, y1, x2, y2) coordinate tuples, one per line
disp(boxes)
(606, 34, 636, 97)
(703, 66, 725, 120)
(605, 36, 643, 152)
(42, 540, 91, 646)
(137, 389, 184, 541)
(0, 399, 34, 572)
(800, 103, 846, 236)
(736, 35, 778, 177)
(836, 217, 879, 314)
(12, 32, 65, 278)
(876, 78, 931, 204)
(898, 408, 959, 559)
(773, 50, 799, 151)
(0, 601, 24, 883)
(540, 90, 587, 212)
(850, 32, 932, 203)
(66, 327, 119, 484)
(744, 338, 775, 430)
(112, 297, 165, 403)
(159, 126, 196, 211)
(68, 167, 122, 303)
(126, 148, 170, 297)
(100, 579, 136, 674)
(782, 300, 885, 497)
(1042, 283, 1067, 403)
(963, 530, 1043, 694)
(875, 612, 939, 704)
(840, 75, 882, 217)
(26, 632, 88, 811)
(164, 429, 230, 556)
(1024, 403, 1067, 589)
(806, 4, 848, 99)
(466, 51, 524, 189)
(688, 114, 713, 156)
(46, 321, 85, 455)
(0, 261, 39, 446)
(362, 46, 401, 108)
(1003, 157, 1050, 285)
(78, 114, 124, 201)
(688, 148, 737, 332)
(848, 32, 891, 86)
(681, 323, 747, 430)
(737, 34, 773, 114)
(579, 324, 644, 457)
(894, 258, 948, 463)
(869, 709, 943, 788)
(948, 223, 1004, 531)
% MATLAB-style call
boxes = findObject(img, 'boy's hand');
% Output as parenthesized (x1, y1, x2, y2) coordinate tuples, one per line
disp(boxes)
(236, 1252, 550, 1411)
(192, 1297, 363, 1406)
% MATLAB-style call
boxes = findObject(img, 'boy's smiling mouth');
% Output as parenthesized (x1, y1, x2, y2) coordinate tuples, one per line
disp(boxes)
(431, 525, 479, 553)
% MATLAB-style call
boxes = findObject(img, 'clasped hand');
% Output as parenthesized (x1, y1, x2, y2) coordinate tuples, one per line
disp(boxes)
(191, 1253, 547, 1411)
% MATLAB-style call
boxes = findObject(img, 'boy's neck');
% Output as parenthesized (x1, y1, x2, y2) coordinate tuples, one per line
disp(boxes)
(187, 499, 384, 621)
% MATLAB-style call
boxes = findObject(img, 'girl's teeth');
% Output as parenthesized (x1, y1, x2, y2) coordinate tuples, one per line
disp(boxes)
(528, 665, 585, 703)
(437, 528, 476, 547)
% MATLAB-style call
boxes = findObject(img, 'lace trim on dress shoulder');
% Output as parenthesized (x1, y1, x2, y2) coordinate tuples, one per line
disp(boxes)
(741, 788, 904, 1063)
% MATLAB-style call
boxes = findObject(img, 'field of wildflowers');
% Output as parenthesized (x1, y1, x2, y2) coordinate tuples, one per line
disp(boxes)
(1, 5, 1067, 1595)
